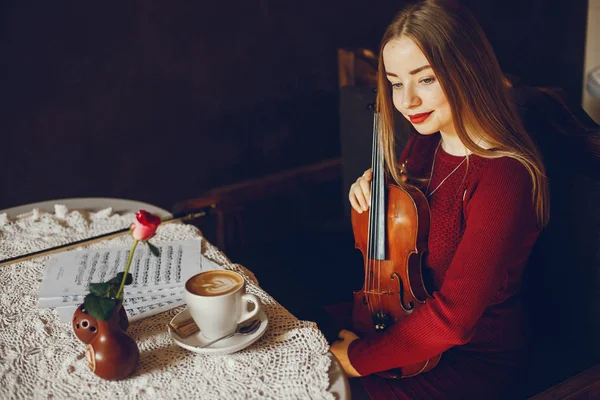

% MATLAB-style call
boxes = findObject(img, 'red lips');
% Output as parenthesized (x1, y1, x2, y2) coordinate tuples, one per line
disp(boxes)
(409, 112, 432, 124)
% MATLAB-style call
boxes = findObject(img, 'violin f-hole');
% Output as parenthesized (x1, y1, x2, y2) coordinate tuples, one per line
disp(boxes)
(391, 272, 415, 312)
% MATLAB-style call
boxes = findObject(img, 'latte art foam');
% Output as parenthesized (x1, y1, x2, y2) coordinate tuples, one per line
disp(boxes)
(186, 270, 243, 296)
(198, 276, 239, 295)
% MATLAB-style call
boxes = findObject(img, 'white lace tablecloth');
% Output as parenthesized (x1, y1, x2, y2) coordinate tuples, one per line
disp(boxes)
(0, 207, 334, 399)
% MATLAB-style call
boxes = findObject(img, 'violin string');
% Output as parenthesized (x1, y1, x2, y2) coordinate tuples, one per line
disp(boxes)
(374, 113, 382, 316)
(380, 142, 385, 316)
(366, 112, 377, 318)
(374, 113, 382, 317)
(368, 114, 376, 298)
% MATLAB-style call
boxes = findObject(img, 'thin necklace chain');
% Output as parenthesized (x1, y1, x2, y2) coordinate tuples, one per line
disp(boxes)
(426, 141, 467, 198)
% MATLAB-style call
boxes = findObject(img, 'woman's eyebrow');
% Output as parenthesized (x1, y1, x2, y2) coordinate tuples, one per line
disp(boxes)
(409, 65, 431, 75)
(386, 65, 432, 77)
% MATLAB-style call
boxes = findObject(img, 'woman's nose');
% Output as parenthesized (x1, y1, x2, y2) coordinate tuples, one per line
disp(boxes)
(402, 86, 421, 109)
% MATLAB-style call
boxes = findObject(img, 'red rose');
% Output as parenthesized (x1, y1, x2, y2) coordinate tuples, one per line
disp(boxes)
(131, 210, 161, 241)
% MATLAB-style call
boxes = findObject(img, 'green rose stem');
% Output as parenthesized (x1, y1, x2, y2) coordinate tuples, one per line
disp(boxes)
(116, 239, 139, 301)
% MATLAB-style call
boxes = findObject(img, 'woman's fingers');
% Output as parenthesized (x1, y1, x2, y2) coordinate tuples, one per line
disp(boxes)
(349, 186, 363, 213)
(349, 183, 369, 212)
(359, 178, 371, 207)
(338, 329, 359, 341)
(349, 169, 372, 213)
(354, 182, 369, 212)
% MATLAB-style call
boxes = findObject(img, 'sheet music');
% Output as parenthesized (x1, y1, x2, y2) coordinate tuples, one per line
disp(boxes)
(39, 239, 209, 298)
(38, 286, 185, 309)
(38, 238, 223, 322)
(55, 298, 186, 323)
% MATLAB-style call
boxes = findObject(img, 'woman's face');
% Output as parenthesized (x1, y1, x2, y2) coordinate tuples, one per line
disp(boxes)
(383, 36, 455, 136)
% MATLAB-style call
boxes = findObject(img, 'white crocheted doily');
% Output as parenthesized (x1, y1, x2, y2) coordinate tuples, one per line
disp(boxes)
(0, 206, 333, 399)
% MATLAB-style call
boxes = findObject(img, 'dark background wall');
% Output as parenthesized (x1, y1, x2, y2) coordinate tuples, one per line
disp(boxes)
(0, 0, 589, 211)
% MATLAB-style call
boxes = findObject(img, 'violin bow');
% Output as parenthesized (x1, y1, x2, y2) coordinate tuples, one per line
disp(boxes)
(0, 206, 214, 267)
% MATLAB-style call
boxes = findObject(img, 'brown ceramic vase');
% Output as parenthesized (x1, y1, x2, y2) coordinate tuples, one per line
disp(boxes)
(80, 304, 140, 380)
(72, 303, 129, 344)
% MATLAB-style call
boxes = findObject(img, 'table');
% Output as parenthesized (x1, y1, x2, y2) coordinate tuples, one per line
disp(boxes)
(0, 197, 173, 219)
(0, 203, 350, 399)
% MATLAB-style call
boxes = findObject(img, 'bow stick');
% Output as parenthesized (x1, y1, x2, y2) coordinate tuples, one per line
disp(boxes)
(0, 206, 214, 267)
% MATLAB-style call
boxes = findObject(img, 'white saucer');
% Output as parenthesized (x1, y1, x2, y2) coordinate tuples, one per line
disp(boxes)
(168, 308, 268, 355)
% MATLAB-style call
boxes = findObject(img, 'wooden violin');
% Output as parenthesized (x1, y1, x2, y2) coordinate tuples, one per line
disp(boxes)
(351, 113, 441, 378)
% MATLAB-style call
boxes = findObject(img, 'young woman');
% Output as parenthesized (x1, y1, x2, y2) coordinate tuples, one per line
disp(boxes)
(330, 1, 550, 399)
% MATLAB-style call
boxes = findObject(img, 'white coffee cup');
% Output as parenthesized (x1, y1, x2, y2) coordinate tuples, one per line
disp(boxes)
(184, 270, 261, 340)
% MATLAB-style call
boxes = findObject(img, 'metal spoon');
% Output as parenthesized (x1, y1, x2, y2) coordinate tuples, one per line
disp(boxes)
(198, 319, 261, 348)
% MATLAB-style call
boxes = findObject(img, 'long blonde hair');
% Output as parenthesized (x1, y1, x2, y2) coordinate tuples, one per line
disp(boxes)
(377, 0, 549, 227)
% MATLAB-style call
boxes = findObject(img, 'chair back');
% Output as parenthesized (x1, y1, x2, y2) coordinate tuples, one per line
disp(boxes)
(515, 86, 600, 395)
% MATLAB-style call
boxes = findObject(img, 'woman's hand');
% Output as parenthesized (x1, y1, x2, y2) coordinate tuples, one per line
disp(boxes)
(349, 168, 372, 213)
(330, 330, 362, 378)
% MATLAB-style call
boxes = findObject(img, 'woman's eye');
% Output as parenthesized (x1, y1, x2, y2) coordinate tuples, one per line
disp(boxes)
(421, 77, 435, 84)
(392, 83, 403, 89)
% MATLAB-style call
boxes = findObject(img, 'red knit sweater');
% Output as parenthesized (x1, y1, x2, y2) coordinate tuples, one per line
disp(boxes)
(347, 133, 542, 376)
